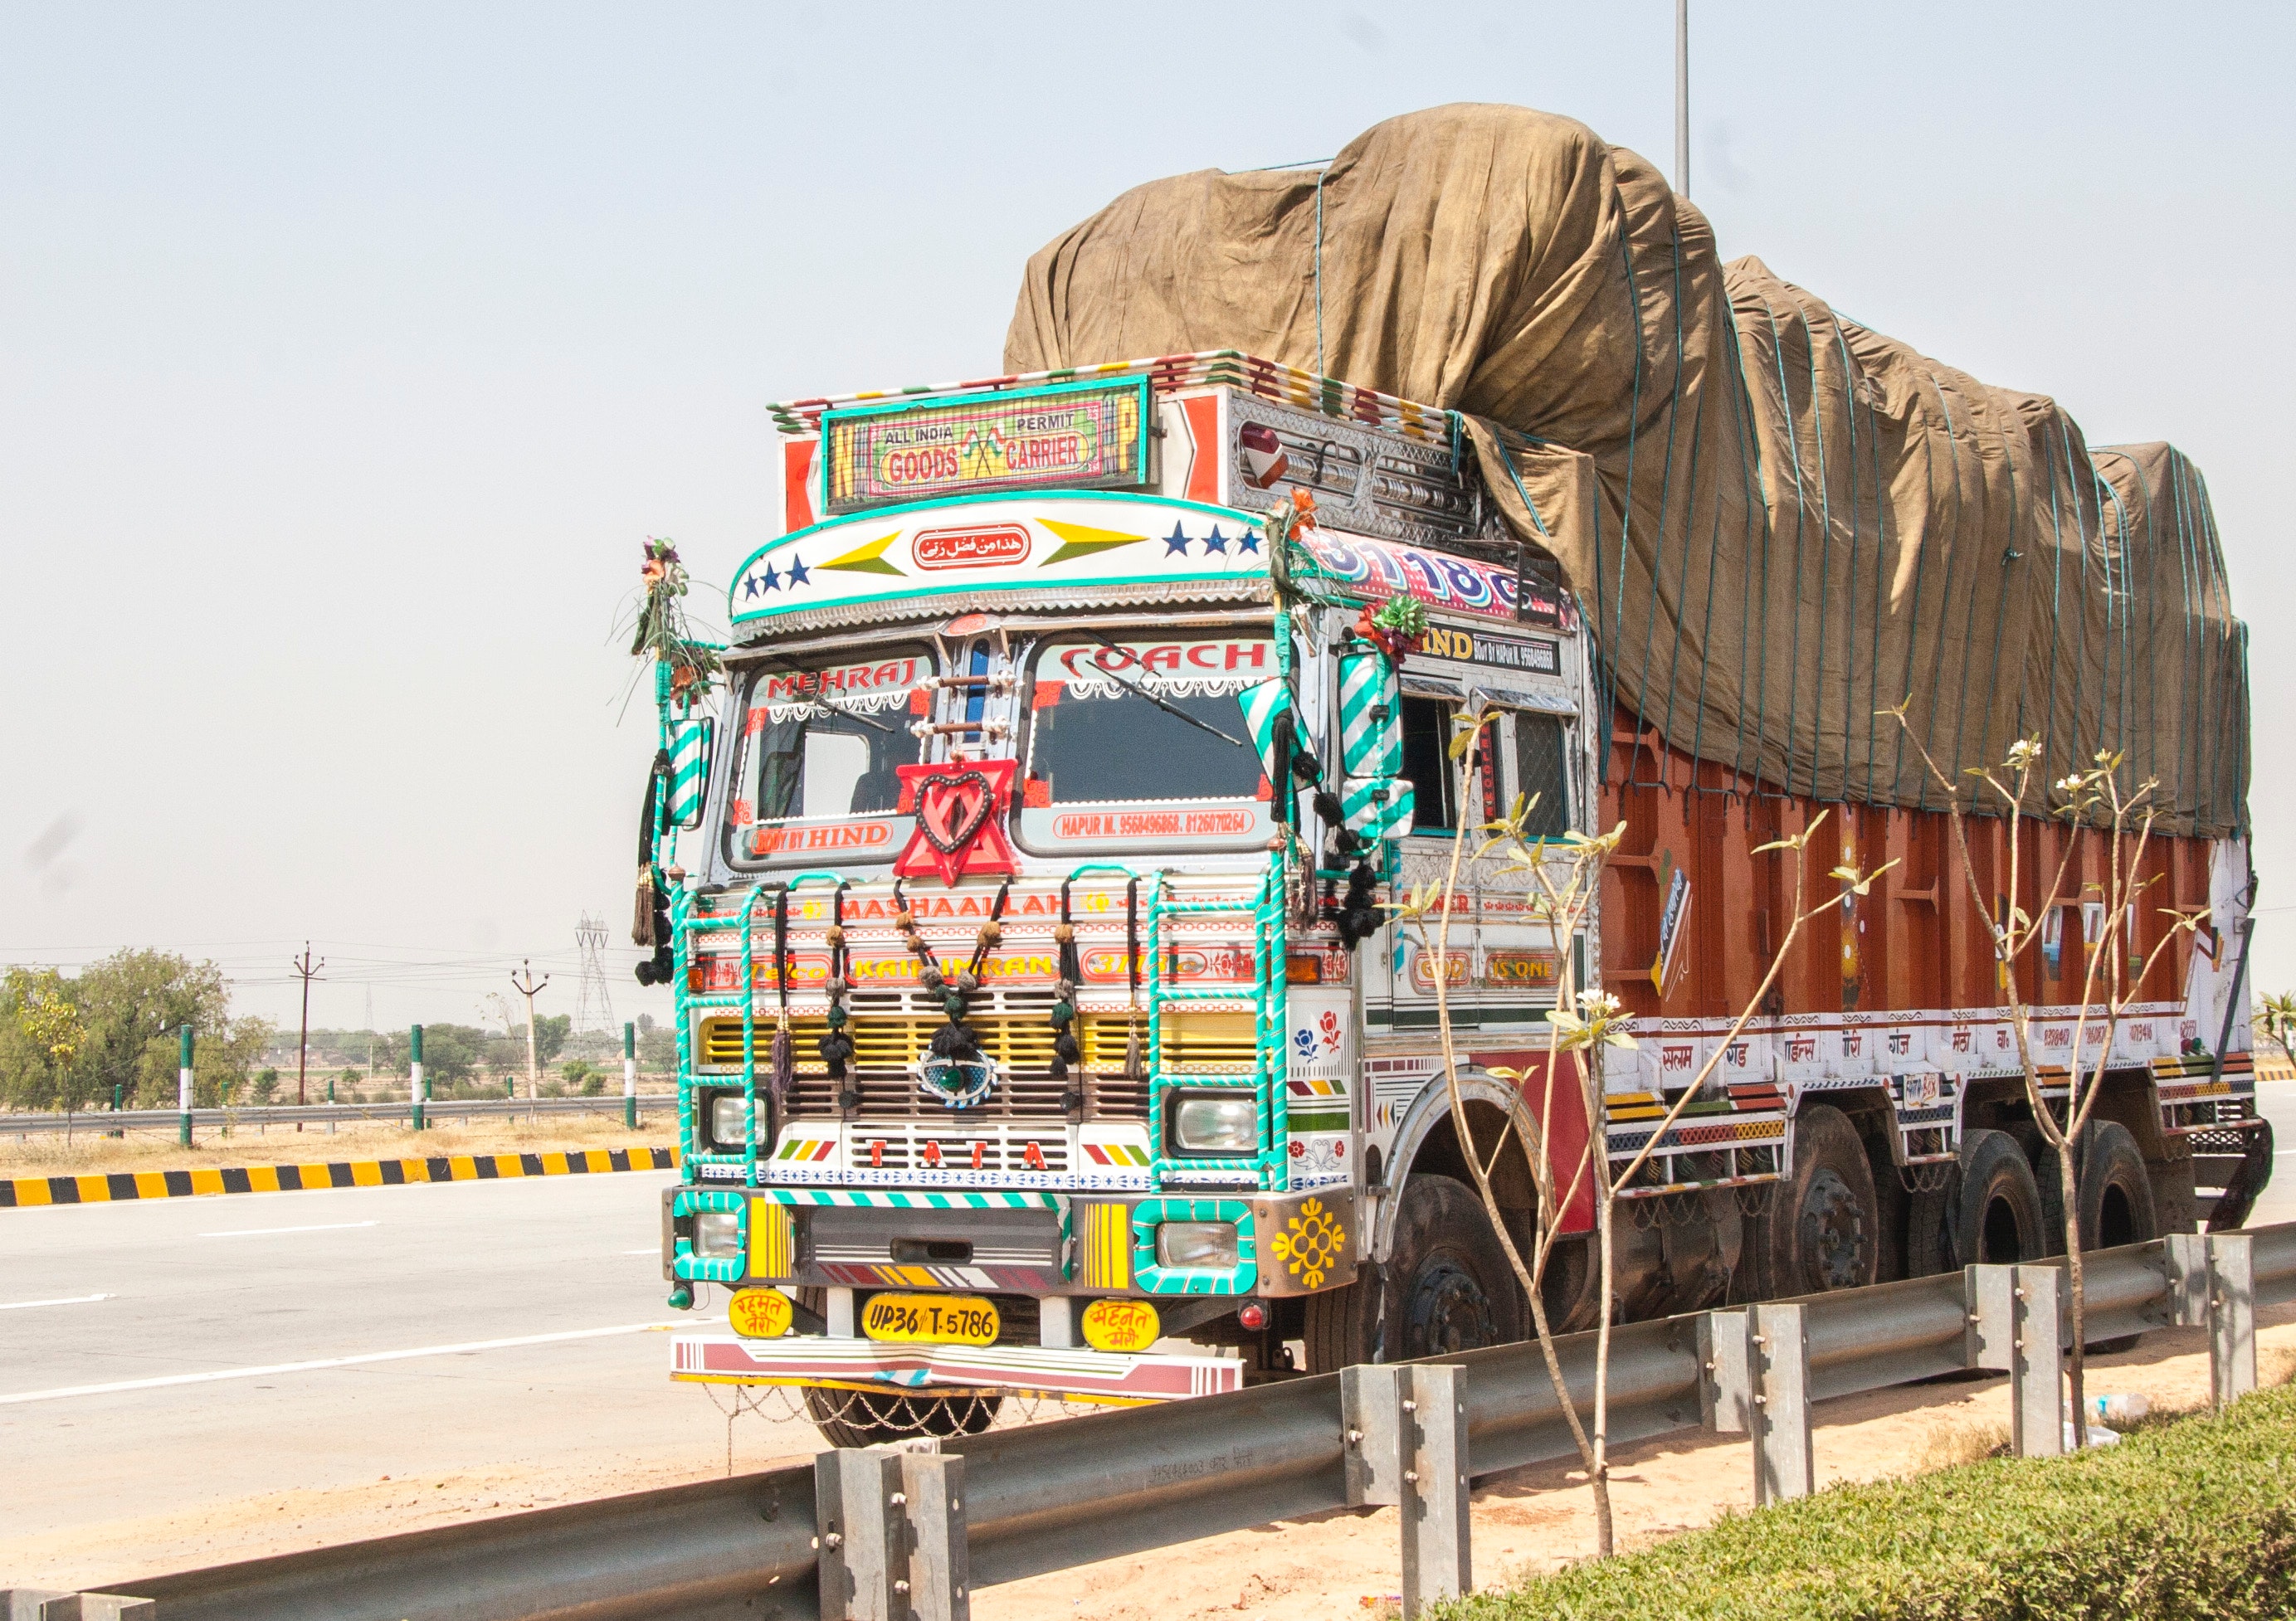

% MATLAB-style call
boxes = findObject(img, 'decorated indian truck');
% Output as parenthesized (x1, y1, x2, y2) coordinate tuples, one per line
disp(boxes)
(641, 351, 2269, 1447)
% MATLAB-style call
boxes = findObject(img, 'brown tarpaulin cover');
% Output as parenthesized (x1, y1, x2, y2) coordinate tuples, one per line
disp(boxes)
(1005, 105, 2249, 835)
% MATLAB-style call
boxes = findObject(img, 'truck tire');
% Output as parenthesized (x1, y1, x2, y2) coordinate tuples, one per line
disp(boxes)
(2035, 1120, 2158, 1252)
(802, 1386, 1003, 1449)
(792, 1288, 1003, 1447)
(1301, 1176, 1524, 1370)
(1753, 1105, 1879, 1297)
(1946, 1128, 2048, 1267)
(2035, 1119, 2159, 1353)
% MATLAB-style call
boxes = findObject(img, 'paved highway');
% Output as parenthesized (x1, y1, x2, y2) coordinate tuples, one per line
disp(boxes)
(0, 1169, 826, 1591)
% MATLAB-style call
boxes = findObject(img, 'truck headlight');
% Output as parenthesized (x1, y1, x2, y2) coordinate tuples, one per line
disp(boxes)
(1155, 1220, 1240, 1270)
(709, 1093, 750, 1150)
(1171, 1093, 1258, 1154)
(692, 1211, 743, 1260)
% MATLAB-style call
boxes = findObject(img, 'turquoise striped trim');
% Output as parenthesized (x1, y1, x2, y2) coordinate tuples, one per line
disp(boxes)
(1338, 650, 1401, 776)
(1236, 678, 1296, 782)
(750, 1188, 1066, 1210)
(1342, 774, 1416, 840)
(667, 719, 711, 829)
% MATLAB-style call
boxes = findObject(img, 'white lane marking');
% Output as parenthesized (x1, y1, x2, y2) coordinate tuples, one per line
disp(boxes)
(198, 1221, 380, 1238)
(621, 1247, 659, 1254)
(0, 1320, 697, 1405)
(0, 1292, 113, 1311)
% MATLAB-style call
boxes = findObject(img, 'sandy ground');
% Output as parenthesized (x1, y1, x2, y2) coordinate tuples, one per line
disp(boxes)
(20, 1306, 2289, 1611)
(0, 1112, 680, 1175)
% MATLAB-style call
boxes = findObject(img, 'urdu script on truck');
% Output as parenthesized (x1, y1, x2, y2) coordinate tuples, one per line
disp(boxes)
(644, 106, 2266, 1446)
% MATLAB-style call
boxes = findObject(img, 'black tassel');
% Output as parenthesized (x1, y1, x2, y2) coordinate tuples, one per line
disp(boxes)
(818, 1030, 854, 1078)
(929, 1021, 979, 1059)
(768, 1025, 793, 1102)
(631, 868, 656, 948)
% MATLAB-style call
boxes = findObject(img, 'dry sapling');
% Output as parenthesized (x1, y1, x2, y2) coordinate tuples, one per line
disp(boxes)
(1389, 708, 1887, 1555)
(1889, 714, 2205, 1446)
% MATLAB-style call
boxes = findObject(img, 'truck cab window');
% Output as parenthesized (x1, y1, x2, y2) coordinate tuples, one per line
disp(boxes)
(1399, 695, 1459, 832)
(728, 655, 925, 862)
(1026, 637, 1270, 806)
(1509, 710, 1572, 838)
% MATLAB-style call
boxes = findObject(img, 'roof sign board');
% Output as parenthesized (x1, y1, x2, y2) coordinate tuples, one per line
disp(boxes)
(821, 377, 1152, 515)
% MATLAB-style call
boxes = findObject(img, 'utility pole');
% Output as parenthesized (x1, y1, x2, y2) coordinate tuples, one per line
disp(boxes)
(510, 960, 549, 1114)
(1674, 0, 1690, 197)
(290, 942, 324, 1131)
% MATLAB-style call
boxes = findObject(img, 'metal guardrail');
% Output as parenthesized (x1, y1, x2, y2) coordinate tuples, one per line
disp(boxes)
(0, 1098, 672, 1135)
(38, 1220, 2296, 1621)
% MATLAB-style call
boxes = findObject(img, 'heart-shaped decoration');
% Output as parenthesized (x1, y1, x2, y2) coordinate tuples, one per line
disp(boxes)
(915, 771, 992, 854)
(892, 758, 1019, 885)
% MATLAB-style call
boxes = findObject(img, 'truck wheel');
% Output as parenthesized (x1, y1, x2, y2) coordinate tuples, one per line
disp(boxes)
(1947, 1128, 2048, 1267)
(802, 1386, 1003, 1449)
(1756, 1105, 1879, 1296)
(2037, 1120, 2158, 1353)
(1301, 1176, 1524, 1370)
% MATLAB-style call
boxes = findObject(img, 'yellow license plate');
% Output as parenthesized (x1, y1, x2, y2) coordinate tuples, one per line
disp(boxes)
(860, 1292, 1001, 1346)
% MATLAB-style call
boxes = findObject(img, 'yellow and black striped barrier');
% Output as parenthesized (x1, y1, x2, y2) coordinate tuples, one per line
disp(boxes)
(1, 1146, 681, 1208)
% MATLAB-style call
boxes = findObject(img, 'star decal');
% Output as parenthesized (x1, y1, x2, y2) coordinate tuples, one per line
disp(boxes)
(760, 562, 782, 592)
(1237, 528, 1261, 554)
(784, 554, 809, 587)
(742, 573, 761, 599)
(1202, 525, 1229, 555)
(1163, 522, 1192, 556)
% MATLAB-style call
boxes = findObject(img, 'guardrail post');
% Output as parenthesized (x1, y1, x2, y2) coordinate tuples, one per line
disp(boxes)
(411, 1024, 427, 1132)
(815, 1443, 968, 1621)
(1698, 1309, 1752, 1434)
(623, 1021, 639, 1130)
(1967, 1263, 2063, 1457)
(177, 1025, 194, 1146)
(1342, 1363, 1469, 1617)
(901, 1450, 969, 1621)
(1749, 1302, 1812, 1503)
(2208, 1232, 2256, 1409)
(816, 1447, 904, 1621)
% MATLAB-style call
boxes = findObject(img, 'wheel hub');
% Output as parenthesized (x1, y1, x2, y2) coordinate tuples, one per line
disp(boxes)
(1404, 1258, 1494, 1356)
(1797, 1166, 1871, 1290)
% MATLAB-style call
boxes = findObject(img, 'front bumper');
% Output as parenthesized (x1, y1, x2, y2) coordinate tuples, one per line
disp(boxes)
(670, 1331, 1245, 1404)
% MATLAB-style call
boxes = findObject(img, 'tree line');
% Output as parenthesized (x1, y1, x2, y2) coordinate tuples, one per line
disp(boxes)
(1, 951, 271, 1115)
(2, 955, 680, 1115)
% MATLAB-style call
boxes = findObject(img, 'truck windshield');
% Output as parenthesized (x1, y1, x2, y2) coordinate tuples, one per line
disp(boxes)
(728, 654, 924, 861)
(1026, 636, 1270, 805)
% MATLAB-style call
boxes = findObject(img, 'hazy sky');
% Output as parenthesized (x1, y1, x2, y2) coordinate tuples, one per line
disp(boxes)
(4, 2, 2293, 1036)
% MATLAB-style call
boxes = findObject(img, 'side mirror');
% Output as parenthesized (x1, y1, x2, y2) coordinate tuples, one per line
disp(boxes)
(1337, 650, 1412, 840)
(665, 718, 712, 830)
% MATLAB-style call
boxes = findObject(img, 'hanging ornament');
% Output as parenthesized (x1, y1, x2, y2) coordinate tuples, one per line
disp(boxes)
(893, 760, 1021, 885)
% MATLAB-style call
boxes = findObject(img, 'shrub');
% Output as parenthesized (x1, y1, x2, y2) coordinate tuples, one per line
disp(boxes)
(1444, 1385, 2296, 1621)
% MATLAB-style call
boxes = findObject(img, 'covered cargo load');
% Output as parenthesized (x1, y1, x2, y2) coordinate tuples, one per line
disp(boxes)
(1005, 104, 2249, 835)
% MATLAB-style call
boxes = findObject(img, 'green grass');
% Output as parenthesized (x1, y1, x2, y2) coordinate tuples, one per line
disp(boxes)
(1444, 1385, 2296, 1621)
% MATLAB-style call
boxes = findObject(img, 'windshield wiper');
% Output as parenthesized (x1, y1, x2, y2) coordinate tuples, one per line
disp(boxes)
(1076, 631, 1249, 750)
(754, 663, 895, 734)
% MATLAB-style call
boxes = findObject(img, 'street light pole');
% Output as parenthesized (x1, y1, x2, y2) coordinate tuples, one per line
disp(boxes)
(1674, 0, 1690, 198)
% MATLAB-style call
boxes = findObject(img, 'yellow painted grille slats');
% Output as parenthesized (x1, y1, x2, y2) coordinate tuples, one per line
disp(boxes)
(699, 1015, 833, 1070)
(1159, 1010, 1259, 1073)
